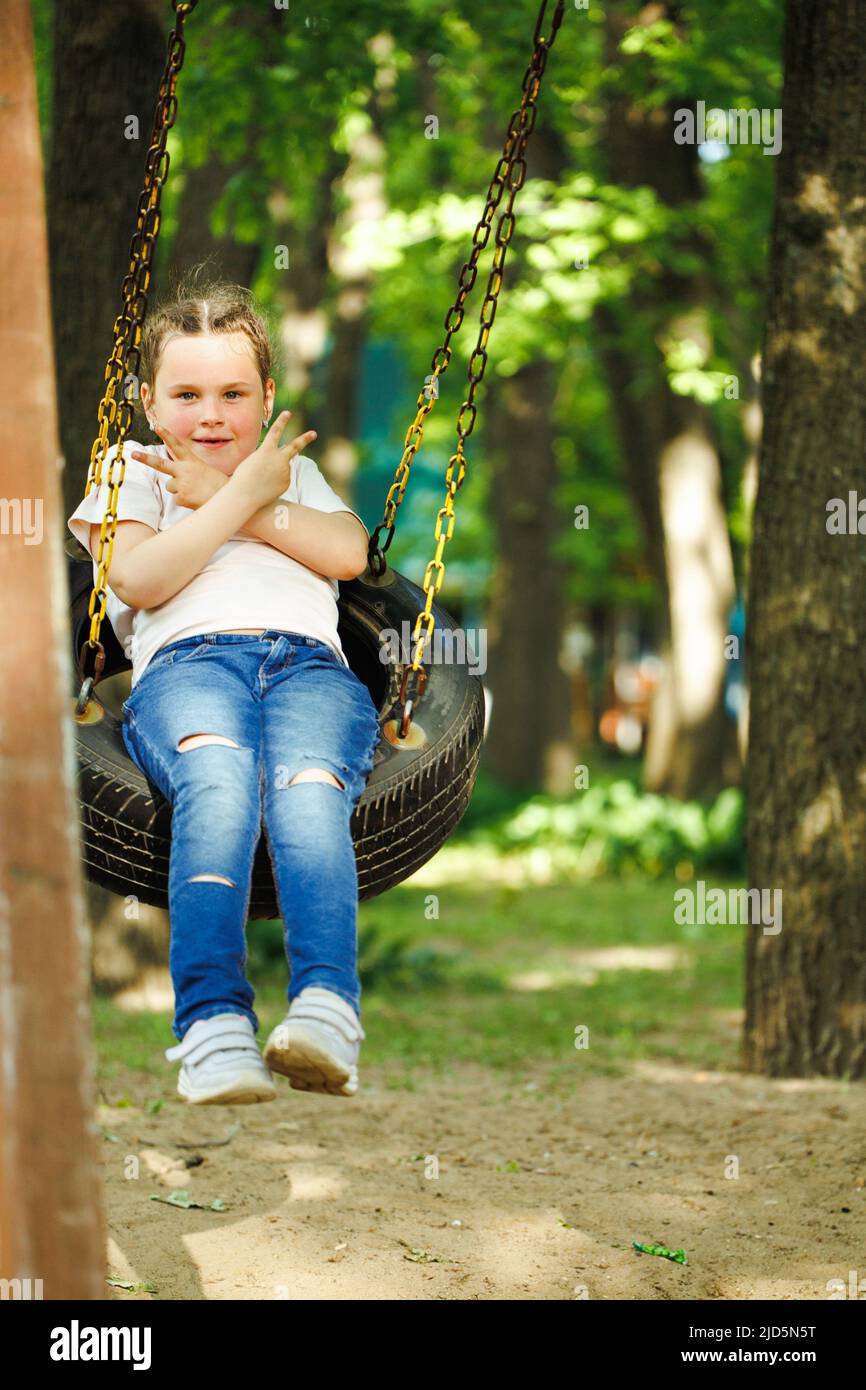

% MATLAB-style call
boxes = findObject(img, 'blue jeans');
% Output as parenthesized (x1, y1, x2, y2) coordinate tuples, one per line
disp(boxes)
(120, 630, 380, 1041)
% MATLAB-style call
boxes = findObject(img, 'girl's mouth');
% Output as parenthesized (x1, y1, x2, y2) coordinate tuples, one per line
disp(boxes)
(195, 439, 232, 448)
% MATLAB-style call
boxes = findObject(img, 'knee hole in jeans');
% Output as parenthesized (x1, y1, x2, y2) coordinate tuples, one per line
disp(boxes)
(287, 767, 345, 791)
(177, 733, 242, 753)
(188, 873, 237, 888)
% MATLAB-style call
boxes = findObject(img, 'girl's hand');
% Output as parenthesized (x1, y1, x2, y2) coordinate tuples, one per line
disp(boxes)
(230, 411, 317, 511)
(129, 426, 228, 511)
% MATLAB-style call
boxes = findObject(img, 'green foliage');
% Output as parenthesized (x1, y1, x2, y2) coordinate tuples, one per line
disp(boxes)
(460, 778, 745, 879)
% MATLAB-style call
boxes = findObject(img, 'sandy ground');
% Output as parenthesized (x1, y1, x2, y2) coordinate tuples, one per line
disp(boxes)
(101, 1055, 866, 1301)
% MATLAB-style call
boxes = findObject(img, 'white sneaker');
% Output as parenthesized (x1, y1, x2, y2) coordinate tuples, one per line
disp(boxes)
(165, 1013, 276, 1105)
(263, 988, 365, 1096)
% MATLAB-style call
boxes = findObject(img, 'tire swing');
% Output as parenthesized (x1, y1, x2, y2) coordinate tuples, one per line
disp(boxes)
(69, 0, 566, 912)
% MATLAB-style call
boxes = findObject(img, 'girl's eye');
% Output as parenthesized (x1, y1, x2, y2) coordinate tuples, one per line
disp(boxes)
(177, 390, 241, 400)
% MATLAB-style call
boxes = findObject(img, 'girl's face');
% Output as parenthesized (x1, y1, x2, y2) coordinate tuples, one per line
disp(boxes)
(140, 331, 275, 475)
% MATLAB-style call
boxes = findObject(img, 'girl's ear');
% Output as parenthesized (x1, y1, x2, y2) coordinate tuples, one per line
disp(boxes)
(140, 384, 153, 429)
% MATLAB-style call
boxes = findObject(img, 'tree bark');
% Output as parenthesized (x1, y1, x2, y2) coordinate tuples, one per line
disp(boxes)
(745, 0, 866, 1077)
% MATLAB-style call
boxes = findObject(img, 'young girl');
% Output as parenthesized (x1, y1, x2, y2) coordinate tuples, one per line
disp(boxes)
(67, 280, 380, 1106)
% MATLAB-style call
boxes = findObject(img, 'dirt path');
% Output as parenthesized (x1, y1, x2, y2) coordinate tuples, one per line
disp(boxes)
(102, 1057, 866, 1300)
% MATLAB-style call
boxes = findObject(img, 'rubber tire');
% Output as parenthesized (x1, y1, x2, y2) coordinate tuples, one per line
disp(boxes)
(67, 553, 484, 914)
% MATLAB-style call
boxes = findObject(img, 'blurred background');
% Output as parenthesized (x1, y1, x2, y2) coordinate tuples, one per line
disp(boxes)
(37, 0, 777, 1076)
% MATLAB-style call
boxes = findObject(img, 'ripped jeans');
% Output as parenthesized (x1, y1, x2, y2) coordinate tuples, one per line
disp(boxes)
(121, 630, 380, 1041)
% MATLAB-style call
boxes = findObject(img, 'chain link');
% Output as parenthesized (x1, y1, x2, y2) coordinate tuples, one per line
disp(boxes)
(371, 0, 566, 737)
(77, 1, 199, 701)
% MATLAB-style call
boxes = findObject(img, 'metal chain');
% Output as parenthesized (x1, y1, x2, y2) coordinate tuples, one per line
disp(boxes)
(76, 0, 199, 711)
(369, 0, 566, 738)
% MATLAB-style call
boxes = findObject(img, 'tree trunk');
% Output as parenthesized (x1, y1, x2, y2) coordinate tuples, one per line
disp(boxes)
(745, 1, 866, 1077)
(164, 154, 262, 290)
(262, 133, 344, 436)
(485, 358, 575, 793)
(595, 2, 738, 800)
(0, 0, 107, 1295)
(48, 0, 166, 518)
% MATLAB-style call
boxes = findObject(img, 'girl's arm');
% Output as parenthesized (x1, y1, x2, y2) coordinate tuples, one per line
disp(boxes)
(102, 473, 267, 609)
(238, 499, 368, 580)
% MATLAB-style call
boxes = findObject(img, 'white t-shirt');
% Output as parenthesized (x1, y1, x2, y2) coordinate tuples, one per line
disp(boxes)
(67, 440, 368, 688)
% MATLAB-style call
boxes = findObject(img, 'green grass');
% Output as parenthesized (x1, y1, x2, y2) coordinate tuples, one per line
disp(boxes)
(92, 863, 748, 1102)
(93, 760, 748, 1099)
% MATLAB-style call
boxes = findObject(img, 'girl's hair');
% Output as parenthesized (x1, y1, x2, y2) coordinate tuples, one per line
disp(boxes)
(134, 264, 279, 425)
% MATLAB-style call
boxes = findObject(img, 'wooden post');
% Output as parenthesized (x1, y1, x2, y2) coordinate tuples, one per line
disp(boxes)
(0, 0, 107, 1298)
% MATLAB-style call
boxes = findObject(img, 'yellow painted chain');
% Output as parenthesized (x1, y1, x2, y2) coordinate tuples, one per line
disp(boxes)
(77, 1, 198, 704)
(367, 0, 567, 737)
